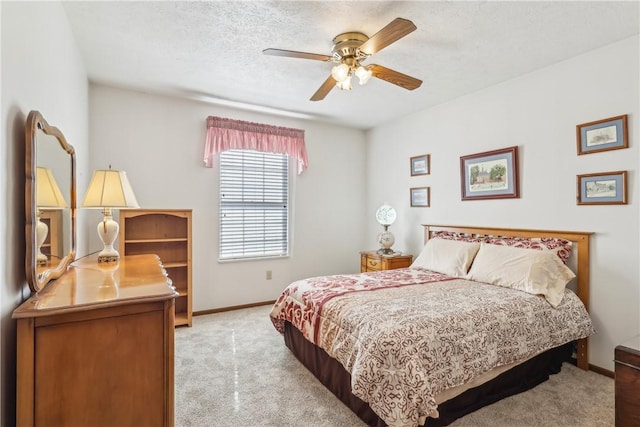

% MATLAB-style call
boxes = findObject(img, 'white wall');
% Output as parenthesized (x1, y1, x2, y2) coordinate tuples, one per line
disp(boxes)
(88, 85, 367, 311)
(0, 2, 88, 426)
(2, 10, 634, 425)
(365, 36, 639, 371)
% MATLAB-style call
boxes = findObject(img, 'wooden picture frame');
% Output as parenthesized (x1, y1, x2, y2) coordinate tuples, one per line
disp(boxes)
(460, 146, 519, 201)
(577, 171, 627, 205)
(577, 114, 628, 155)
(410, 154, 430, 176)
(410, 187, 430, 207)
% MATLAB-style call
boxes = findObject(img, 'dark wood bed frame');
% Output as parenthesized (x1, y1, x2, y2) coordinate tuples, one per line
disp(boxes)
(284, 224, 593, 426)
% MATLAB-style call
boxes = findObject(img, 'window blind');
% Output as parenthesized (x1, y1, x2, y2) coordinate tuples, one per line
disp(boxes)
(219, 149, 289, 260)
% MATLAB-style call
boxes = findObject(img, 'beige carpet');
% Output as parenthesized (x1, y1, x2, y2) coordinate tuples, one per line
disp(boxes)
(175, 305, 614, 427)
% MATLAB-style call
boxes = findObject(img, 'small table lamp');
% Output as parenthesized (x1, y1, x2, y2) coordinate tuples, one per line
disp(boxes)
(375, 204, 397, 255)
(81, 167, 139, 263)
(36, 167, 68, 265)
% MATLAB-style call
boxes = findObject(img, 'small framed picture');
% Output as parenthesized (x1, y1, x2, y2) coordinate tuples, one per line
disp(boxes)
(460, 146, 519, 201)
(577, 114, 628, 155)
(410, 187, 430, 207)
(577, 171, 627, 205)
(410, 154, 430, 176)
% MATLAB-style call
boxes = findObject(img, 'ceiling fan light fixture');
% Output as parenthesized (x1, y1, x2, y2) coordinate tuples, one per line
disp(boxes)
(336, 75, 352, 91)
(331, 63, 350, 82)
(263, 18, 422, 101)
(355, 65, 372, 85)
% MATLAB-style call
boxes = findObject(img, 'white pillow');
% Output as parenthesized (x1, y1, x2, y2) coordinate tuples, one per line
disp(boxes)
(411, 238, 480, 277)
(466, 243, 576, 308)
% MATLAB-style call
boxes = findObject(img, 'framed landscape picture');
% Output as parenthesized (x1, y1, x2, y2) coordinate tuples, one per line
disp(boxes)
(460, 146, 519, 201)
(577, 114, 628, 155)
(577, 171, 627, 205)
(410, 154, 430, 176)
(410, 187, 430, 207)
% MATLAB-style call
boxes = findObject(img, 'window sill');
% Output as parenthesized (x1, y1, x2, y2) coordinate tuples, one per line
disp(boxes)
(217, 254, 290, 264)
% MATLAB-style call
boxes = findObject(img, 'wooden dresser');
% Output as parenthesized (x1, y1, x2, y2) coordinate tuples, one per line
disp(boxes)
(615, 334, 640, 426)
(13, 254, 177, 427)
(360, 251, 413, 272)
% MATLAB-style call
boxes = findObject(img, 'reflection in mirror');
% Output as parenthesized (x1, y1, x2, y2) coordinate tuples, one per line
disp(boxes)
(26, 111, 76, 293)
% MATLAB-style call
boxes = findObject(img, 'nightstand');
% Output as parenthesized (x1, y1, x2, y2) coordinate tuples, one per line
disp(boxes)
(615, 334, 640, 426)
(360, 251, 413, 272)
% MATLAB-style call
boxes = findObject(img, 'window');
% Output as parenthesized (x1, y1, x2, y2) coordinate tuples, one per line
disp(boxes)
(219, 149, 289, 260)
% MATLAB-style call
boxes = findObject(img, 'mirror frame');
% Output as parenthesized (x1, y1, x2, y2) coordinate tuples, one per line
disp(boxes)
(26, 110, 77, 293)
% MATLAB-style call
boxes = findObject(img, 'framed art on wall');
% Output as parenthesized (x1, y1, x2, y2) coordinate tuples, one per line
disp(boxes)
(410, 154, 430, 176)
(410, 187, 430, 207)
(460, 146, 519, 201)
(577, 114, 628, 155)
(577, 171, 627, 205)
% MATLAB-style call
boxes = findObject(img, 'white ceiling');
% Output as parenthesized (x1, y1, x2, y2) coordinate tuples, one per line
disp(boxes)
(62, 1, 639, 130)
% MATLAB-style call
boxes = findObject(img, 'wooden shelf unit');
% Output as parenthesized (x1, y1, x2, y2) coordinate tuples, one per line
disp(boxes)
(119, 209, 192, 327)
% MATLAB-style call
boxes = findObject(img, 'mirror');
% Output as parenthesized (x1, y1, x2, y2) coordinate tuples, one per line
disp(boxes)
(26, 110, 76, 292)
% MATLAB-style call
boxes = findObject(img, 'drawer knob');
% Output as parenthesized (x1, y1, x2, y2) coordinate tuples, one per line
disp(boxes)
(368, 260, 378, 266)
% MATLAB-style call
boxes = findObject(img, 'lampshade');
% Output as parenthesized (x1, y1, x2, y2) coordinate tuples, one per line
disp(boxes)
(336, 75, 353, 91)
(331, 63, 350, 83)
(355, 65, 372, 85)
(82, 167, 139, 263)
(82, 168, 139, 209)
(36, 167, 68, 208)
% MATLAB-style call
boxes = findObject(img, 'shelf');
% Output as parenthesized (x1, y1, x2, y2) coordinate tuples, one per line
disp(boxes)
(163, 262, 188, 269)
(124, 237, 188, 244)
(174, 312, 190, 327)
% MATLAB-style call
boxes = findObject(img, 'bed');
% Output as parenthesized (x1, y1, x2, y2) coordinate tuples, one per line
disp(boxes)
(270, 224, 594, 427)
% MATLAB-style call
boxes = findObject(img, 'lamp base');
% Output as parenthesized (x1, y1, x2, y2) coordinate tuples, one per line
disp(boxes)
(376, 248, 396, 256)
(36, 215, 49, 266)
(376, 228, 395, 255)
(96, 210, 121, 263)
(98, 254, 119, 263)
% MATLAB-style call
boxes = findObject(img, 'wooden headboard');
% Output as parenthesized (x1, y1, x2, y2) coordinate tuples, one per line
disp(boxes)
(423, 224, 593, 371)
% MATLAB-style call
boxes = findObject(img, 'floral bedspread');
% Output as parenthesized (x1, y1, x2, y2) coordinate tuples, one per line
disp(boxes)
(269, 268, 594, 427)
(270, 267, 453, 342)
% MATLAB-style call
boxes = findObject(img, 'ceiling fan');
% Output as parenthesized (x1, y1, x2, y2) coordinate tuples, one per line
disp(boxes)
(263, 18, 423, 101)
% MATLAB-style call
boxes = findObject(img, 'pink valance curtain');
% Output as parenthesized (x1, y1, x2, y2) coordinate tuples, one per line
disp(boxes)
(204, 116, 308, 174)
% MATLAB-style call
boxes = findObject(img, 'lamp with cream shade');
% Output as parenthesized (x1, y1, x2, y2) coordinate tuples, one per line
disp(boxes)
(36, 167, 68, 265)
(82, 166, 139, 263)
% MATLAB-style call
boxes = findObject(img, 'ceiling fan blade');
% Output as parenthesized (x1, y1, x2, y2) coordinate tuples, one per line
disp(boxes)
(359, 18, 417, 56)
(263, 48, 332, 62)
(310, 75, 336, 101)
(369, 64, 422, 91)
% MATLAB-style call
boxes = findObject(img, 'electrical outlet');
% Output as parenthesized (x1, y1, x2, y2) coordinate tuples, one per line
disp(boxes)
(266, 270, 272, 280)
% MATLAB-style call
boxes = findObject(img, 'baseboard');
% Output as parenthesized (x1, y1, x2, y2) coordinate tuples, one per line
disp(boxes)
(589, 363, 614, 378)
(194, 300, 276, 316)
(569, 354, 614, 379)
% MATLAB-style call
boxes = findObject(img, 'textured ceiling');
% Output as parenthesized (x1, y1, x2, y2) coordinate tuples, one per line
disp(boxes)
(62, 1, 639, 129)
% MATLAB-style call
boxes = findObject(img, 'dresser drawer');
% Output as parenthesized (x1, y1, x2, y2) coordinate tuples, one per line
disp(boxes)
(385, 256, 413, 270)
(363, 256, 383, 271)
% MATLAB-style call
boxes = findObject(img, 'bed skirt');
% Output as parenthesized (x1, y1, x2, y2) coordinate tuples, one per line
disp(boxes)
(284, 321, 572, 427)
